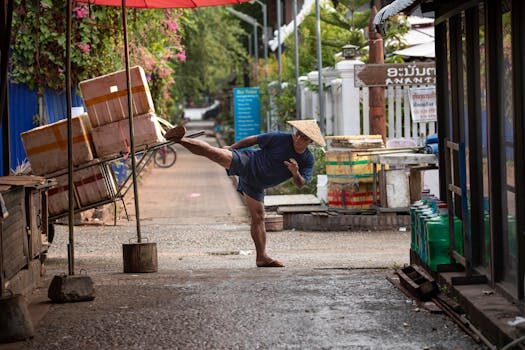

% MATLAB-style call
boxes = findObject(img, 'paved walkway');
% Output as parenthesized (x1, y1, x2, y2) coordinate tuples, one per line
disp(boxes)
(1, 129, 483, 349)
(138, 134, 248, 225)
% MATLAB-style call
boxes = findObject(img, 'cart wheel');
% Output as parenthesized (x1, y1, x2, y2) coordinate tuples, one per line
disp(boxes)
(154, 145, 177, 168)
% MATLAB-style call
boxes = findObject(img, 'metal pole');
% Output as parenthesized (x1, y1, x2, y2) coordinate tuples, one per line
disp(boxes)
(0, 0, 13, 176)
(122, 1, 142, 242)
(276, 0, 282, 94)
(66, 0, 75, 275)
(262, 2, 268, 72)
(261, 2, 270, 132)
(315, 0, 325, 132)
(293, 0, 300, 118)
(247, 34, 252, 58)
(254, 23, 258, 82)
(0, 0, 4, 289)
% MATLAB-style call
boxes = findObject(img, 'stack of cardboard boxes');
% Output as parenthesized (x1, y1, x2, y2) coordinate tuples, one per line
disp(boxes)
(21, 66, 164, 217)
(325, 135, 384, 210)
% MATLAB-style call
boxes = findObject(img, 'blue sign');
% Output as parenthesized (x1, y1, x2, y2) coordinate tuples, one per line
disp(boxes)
(233, 87, 260, 143)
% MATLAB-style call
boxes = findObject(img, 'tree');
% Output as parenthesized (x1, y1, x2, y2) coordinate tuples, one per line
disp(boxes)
(10, 1, 187, 118)
(170, 8, 248, 110)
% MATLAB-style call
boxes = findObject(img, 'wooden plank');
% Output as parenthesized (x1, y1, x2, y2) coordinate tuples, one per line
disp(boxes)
(409, 168, 423, 203)
(373, 153, 439, 165)
(264, 195, 321, 207)
(1, 186, 28, 277)
(380, 165, 388, 208)
(362, 88, 370, 135)
(28, 191, 42, 258)
(403, 87, 411, 138)
(387, 86, 395, 138)
(428, 121, 436, 135)
(0, 221, 3, 293)
(395, 86, 402, 138)
(0, 175, 46, 186)
(277, 205, 328, 214)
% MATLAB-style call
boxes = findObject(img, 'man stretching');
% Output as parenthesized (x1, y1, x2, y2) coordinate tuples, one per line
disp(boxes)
(166, 120, 325, 267)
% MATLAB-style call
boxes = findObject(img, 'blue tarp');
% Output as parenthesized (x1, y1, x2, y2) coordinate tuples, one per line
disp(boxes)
(0, 83, 85, 175)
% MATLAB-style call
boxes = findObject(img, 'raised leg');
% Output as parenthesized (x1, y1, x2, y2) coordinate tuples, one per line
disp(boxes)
(244, 195, 284, 267)
(178, 138, 233, 169)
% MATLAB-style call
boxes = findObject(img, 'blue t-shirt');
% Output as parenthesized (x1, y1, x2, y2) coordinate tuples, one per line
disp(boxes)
(246, 132, 315, 189)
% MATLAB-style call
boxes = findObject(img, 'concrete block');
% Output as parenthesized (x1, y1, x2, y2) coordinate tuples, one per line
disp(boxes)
(0, 294, 34, 343)
(48, 274, 95, 303)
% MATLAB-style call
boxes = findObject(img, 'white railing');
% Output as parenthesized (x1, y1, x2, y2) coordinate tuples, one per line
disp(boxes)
(302, 79, 437, 140)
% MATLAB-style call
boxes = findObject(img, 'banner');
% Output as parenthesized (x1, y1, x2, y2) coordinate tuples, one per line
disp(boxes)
(408, 87, 437, 122)
(233, 87, 260, 143)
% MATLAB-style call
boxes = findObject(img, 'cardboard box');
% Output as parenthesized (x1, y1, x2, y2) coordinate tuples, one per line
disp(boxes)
(21, 115, 94, 176)
(327, 182, 378, 210)
(47, 175, 78, 217)
(47, 164, 117, 216)
(79, 66, 155, 128)
(91, 112, 164, 158)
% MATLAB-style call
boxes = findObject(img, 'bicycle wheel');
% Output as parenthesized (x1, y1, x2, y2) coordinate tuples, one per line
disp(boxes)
(154, 145, 177, 168)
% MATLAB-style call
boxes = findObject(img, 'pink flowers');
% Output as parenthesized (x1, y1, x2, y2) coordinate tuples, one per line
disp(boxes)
(77, 43, 91, 54)
(175, 51, 186, 62)
(164, 19, 179, 32)
(73, 6, 89, 19)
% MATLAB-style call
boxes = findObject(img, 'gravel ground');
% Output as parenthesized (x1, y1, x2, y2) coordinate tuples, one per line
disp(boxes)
(2, 222, 484, 350)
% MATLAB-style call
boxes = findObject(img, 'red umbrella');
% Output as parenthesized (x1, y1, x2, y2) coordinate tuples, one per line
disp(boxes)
(78, 0, 251, 8)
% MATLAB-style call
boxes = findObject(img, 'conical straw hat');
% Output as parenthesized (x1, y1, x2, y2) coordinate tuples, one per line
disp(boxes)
(287, 119, 326, 147)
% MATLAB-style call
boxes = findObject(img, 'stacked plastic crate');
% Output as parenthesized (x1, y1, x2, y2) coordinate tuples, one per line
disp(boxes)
(325, 135, 384, 211)
(21, 66, 163, 217)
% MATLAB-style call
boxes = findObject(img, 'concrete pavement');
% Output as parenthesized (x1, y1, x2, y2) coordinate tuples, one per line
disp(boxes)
(0, 132, 484, 349)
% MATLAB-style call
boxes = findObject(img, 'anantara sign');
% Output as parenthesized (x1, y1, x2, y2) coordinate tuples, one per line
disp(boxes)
(354, 62, 436, 87)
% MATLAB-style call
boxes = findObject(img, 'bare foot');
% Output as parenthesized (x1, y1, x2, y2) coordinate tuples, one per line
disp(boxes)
(165, 125, 186, 142)
(256, 258, 285, 268)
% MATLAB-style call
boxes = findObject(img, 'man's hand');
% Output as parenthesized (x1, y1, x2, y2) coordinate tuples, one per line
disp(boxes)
(222, 145, 232, 150)
(284, 158, 299, 176)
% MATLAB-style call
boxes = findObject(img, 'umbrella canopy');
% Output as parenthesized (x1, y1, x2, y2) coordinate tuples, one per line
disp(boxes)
(78, 0, 250, 8)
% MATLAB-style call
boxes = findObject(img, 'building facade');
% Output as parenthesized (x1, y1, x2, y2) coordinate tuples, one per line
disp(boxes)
(433, 0, 525, 304)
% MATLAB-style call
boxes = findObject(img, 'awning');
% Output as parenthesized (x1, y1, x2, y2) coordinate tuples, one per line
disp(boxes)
(373, 0, 417, 33)
(77, 0, 250, 9)
(394, 41, 434, 58)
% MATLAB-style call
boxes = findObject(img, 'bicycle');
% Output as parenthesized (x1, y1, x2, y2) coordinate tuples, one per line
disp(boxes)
(153, 145, 177, 168)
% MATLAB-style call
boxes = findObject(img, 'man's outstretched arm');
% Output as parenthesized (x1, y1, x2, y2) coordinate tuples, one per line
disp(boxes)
(225, 135, 258, 150)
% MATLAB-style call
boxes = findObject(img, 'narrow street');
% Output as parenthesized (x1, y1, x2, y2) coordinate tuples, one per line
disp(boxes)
(3, 132, 483, 349)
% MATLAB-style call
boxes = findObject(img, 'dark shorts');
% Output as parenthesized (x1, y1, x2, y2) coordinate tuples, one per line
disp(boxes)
(227, 150, 265, 202)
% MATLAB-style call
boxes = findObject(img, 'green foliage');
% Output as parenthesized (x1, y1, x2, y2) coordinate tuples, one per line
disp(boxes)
(10, 1, 121, 91)
(273, 81, 297, 124)
(265, 1, 410, 128)
(171, 8, 248, 109)
(10, 2, 185, 117)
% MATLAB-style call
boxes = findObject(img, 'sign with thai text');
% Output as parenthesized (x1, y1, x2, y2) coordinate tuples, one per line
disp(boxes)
(233, 87, 260, 143)
(354, 62, 436, 87)
(408, 87, 437, 122)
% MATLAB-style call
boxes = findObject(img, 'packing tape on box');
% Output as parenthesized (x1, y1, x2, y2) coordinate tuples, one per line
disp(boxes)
(84, 85, 147, 107)
(49, 170, 104, 196)
(74, 172, 104, 188)
(26, 134, 89, 156)
(48, 184, 70, 196)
